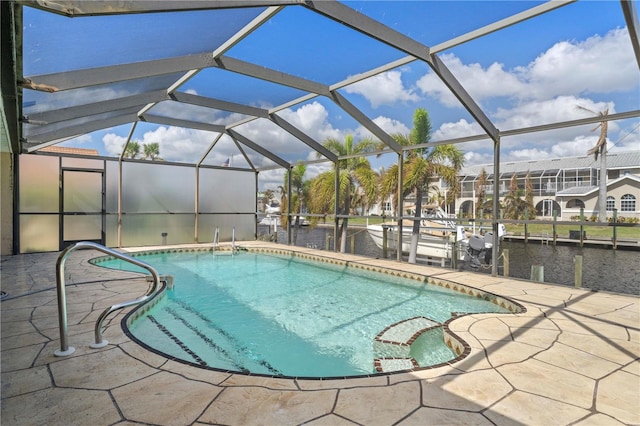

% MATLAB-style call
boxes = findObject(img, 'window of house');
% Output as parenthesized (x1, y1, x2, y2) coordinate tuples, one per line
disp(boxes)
(621, 194, 636, 212)
(606, 196, 616, 211)
(566, 199, 585, 208)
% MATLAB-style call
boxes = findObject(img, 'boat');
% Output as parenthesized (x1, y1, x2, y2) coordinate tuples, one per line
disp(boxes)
(367, 206, 505, 265)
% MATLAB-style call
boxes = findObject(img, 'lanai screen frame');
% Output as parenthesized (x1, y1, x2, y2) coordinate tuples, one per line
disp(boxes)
(5, 0, 640, 273)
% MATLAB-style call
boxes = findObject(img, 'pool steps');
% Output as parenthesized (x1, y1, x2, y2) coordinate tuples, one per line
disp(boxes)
(373, 316, 446, 373)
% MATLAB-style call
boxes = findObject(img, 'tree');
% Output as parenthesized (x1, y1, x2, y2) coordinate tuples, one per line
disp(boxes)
(307, 135, 378, 253)
(524, 171, 535, 218)
(142, 142, 162, 161)
(475, 168, 488, 219)
(503, 173, 534, 220)
(577, 106, 609, 222)
(261, 189, 275, 212)
(379, 108, 464, 263)
(123, 141, 140, 159)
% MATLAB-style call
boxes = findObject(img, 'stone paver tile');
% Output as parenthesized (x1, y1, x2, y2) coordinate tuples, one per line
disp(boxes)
(50, 347, 157, 390)
(399, 365, 461, 382)
(422, 369, 513, 412)
(33, 302, 94, 318)
(498, 359, 595, 408)
(298, 375, 388, 390)
(60, 321, 97, 340)
(558, 332, 639, 366)
(304, 413, 360, 425)
(534, 341, 621, 379)
(485, 390, 590, 425)
(498, 315, 559, 331)
(451, 345, 494, 372)
(1, 344, 45, 371)
(549, 316, 631, 341)
(0, 295, 55, 311)
(113, 371, 221, 425)
(469, 317, 512, 340)
(1, 329, 50, 351)
(1, 319, 39, 338)
(0, 387, 121, 426)
(622, 359, 639, 376)
(481, 340, 543, 367)
(200, 386, 336, 425)
(598, 307, 640, 329)
(118, 341, 170, 368)
(510, 326, 559, 349)
(218, 373, 299, 390)
(1, 307, 35, 323)
(172, 365, 229, 386)
(399, 406, 494, 425)
(1, 365, 52, 398)
(334, 381, 420, 425)
(596, 369, 640, 425)
(573, 413, 626, 425)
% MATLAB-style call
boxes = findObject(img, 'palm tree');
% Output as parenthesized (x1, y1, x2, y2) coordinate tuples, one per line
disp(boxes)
(380, 108, 464, 263)
(577, 106, 609, 222)
(307, 134, 378, 253)
(142, 142, 162, 161)
(123, 141, 140, 159)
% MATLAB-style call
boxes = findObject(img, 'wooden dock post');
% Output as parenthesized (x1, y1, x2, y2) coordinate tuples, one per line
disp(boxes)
(574, 255, 583, 288)
(579, 208, 585, 247)
(612, 209, 618, 249)
(552, 211, 557, 246)
(350, 235, 355, 254)
(531, 265, 544, 282)
(325, 233, 331, 251)
(382, 226, 388, 258)
(503, 249, 509, 277)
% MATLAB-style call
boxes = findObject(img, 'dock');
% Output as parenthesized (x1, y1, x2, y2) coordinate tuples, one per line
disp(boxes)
(503, 234, 640, 250)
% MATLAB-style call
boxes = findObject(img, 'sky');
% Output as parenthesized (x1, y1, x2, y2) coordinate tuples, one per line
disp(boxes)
(22, 1, 640, 191)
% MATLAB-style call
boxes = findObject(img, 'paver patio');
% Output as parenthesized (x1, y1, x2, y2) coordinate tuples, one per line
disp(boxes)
(2, 242, 638, 425)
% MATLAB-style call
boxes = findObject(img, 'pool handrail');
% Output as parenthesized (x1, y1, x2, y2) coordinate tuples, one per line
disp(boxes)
(54, 241, 164, 357)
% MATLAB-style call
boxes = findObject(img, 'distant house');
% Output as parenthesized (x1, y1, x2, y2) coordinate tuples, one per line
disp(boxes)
(455, 151, 640, 220)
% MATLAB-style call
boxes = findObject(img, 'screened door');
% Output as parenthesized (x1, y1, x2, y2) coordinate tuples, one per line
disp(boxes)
(61, 169, 105, 248)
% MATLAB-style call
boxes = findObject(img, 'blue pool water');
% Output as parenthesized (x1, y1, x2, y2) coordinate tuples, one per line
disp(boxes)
(101, 250, 512, 377)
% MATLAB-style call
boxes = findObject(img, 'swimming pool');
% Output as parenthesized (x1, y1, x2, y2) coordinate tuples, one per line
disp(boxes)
(98, 248, 523, 378)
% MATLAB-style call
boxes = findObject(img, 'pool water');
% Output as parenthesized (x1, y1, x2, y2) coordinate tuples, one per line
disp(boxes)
(102, 250, 511, 377)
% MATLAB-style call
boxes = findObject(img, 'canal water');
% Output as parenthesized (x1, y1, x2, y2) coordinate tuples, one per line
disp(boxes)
(258, 225, 639, 296)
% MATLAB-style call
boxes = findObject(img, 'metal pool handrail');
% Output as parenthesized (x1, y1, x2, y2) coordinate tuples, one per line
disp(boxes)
(54, 241, 163, 357)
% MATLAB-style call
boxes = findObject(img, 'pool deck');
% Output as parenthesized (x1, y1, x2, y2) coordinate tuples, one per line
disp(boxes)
(1, 241, 638, 425)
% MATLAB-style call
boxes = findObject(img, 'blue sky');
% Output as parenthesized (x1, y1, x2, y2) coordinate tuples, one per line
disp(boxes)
(22, 1, 640, 190)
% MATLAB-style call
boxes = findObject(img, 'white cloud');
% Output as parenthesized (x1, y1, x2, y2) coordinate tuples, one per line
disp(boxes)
(525, 28, 637, 98)
(103, 133, 128, 156)
(417, 27, 636, 108)
(344, 71, 420, 108)
(433, 118, 483, 141)
(416, 55, 525, 107)
(278, 101, 344, 142)
(354, 115, 411, 140)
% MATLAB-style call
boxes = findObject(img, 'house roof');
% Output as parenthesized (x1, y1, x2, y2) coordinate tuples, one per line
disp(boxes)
(460, 151, 640, 177)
